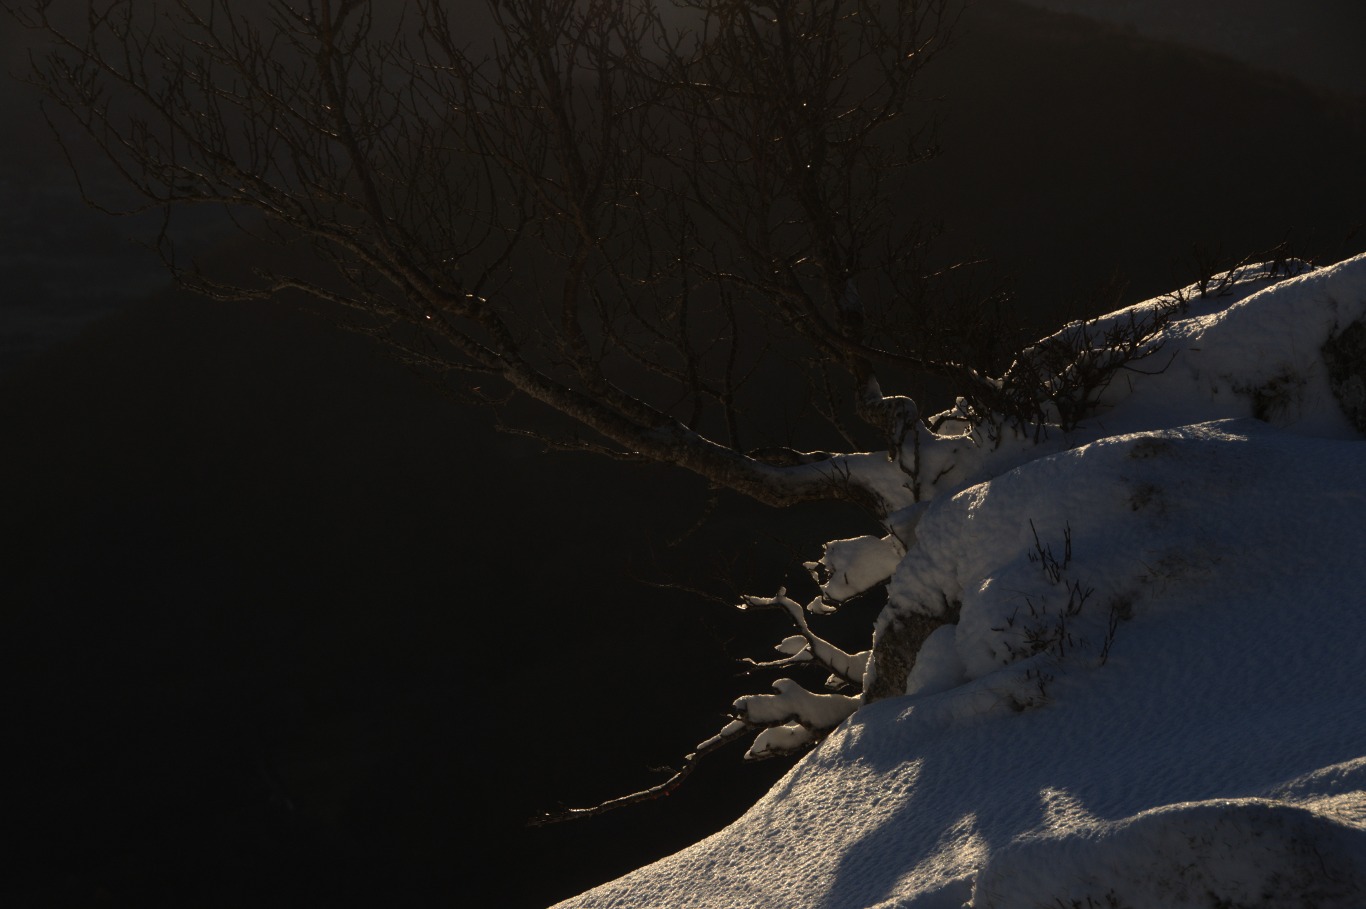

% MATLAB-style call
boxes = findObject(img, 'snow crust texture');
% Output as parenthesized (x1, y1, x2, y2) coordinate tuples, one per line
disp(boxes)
(556, 254, 1366, 909)
(974, 796, 1366, 908)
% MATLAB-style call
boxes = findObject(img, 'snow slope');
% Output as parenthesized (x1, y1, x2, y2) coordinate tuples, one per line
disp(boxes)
(555, 254, 1366, 908)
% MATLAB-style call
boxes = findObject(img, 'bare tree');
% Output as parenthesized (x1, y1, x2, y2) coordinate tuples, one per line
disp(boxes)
(11, 0, 1224, 826)
(8, 0, 966, 516)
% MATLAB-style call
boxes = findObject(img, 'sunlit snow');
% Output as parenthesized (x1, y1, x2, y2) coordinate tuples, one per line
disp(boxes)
(555, 254, 1366, 908)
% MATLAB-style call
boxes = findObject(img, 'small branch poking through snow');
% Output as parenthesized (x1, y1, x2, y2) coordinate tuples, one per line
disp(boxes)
(740, 635, 817, 673)
(526, 720, 754, 827)
(740, 588, 869, 687)
(530, 588, 868, 826)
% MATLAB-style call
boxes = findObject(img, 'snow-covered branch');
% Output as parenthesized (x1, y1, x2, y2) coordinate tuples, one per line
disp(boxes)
(740, 588, 870, 687)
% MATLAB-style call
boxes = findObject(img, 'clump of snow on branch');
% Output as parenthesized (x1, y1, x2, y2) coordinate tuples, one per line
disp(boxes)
(807, 533, 905, 606)
(733, 678, 860, 760)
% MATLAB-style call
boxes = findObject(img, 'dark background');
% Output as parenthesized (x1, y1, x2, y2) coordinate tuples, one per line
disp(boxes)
(3, 2, 1365, 906)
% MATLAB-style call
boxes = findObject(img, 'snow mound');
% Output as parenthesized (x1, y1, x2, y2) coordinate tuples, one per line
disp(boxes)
(973, 796, 1366, 908)
(555, 254, 1366, 908)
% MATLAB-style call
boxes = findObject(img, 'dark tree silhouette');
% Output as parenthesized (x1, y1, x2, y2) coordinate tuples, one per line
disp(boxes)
(11, 1, 1204, 825)
(6, 0, 981, 514)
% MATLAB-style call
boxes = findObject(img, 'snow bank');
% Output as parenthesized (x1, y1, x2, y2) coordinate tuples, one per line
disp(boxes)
(555, 254, 1366, 908)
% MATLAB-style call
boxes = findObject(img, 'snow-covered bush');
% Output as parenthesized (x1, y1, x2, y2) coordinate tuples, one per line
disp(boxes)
(709, 252, 1366, 762)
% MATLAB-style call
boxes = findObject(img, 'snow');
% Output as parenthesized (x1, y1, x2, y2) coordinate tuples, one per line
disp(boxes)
(811, 534, 905, 604)
(554, 253, 1366, 908)
(902, 625, 966, 699)
(973, 796, 1366, 908)
(735, 679, 861, 736)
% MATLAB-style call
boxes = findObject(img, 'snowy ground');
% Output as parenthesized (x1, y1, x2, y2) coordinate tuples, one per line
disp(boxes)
(556, 256, 1366, 907)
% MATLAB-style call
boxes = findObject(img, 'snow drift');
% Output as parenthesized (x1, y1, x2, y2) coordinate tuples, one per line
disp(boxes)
(555, 253, 1366, 907)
